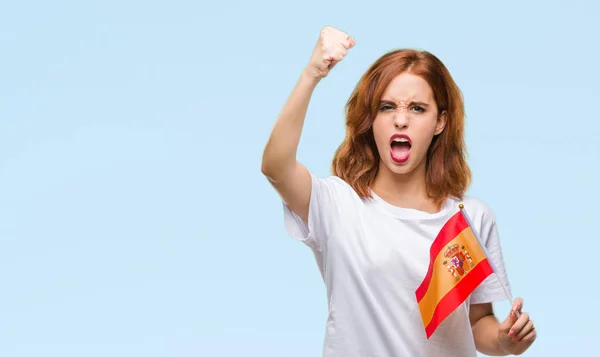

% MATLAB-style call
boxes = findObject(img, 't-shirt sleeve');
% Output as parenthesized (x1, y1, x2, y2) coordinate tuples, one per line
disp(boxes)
(469, 212, 512, 305)
(282, 172, 342, 252)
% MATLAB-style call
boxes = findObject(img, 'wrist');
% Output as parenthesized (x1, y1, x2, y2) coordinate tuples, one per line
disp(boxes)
(301, 67, 323, 85)
(496, 333, 512, 356)
(498, 341, 510, 355)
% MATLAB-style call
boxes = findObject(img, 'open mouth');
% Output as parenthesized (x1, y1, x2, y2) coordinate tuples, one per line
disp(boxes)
(390, 134, 411, 164)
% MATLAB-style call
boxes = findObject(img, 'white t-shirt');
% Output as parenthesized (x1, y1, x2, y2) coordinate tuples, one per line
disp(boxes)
(282, 173, 511, 357)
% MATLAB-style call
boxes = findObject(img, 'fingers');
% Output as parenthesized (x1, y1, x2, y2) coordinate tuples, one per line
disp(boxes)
(519, 326, 537, 343)
(509, 312, 530, 337)
(312, 26, 353, 74)
(331, 44, 347, 61)
(515, 319, 534, 341)
(342, 36, 355, 49)
(320, 26, 353, 48)
(512, 297, 523, 313)
(500, 308, 519, 333)
(306, 25, 356, 79)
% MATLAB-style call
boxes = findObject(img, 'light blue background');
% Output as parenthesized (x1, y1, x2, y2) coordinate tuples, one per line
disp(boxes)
(1, 1, 597, 356)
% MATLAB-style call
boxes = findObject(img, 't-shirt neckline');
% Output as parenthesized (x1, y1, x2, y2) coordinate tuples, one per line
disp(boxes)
(368, 189, 457, 220)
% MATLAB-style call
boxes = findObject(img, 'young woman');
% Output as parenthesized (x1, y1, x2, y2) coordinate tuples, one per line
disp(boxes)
(261, 26, 537, 357)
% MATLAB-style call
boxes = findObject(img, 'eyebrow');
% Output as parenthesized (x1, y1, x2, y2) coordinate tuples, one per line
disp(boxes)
(379, 99, 430, 107)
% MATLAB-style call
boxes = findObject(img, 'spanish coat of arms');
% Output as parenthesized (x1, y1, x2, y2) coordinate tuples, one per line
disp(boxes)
(442, 244, 476, 281)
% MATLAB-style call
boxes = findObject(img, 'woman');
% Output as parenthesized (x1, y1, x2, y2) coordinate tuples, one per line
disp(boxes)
(261, 25, 536, 356)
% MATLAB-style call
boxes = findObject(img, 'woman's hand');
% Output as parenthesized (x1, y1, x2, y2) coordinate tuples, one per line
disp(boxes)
(305, 26, 355, 79)
(498, 297, 537, 354)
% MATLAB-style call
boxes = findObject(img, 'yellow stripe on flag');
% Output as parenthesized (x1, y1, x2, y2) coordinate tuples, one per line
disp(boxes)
(417, 226, 487, 327)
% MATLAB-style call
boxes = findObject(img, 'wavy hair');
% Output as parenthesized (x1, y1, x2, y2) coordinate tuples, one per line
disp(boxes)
(331, 49, 471, 207)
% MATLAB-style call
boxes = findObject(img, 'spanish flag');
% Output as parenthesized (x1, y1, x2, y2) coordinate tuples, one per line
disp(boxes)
(415, 205, 494, 339)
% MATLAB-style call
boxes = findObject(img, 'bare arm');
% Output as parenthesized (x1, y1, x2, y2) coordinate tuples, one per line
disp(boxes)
(260, 71, 320, 221)
(470, 303, 508, 356)
(261, 26, 354, 221)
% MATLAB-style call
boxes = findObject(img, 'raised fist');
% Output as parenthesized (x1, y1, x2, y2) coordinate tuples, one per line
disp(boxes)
(305, 26, 355, 79)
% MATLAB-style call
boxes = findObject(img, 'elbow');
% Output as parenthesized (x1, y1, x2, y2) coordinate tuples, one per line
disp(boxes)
(261, 153, 293, 183)
(260, 153, 278, 180)
(260, 160, 272, 178)
(260, 143, 273, 176)
(261, 161, 282, 183)
(260, 150, 271, 176)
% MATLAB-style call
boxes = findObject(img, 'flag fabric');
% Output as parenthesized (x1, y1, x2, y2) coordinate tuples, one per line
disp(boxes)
(415, 207, 494, 339)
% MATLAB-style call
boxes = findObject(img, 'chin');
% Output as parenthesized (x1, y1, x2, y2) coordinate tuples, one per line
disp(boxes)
(382, 157, 418, 176)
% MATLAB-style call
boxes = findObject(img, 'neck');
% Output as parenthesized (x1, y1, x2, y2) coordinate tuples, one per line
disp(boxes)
(371, 160, 441, 214)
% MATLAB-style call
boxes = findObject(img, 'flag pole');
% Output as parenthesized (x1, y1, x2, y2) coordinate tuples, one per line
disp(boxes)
(458, 204, 516, 309)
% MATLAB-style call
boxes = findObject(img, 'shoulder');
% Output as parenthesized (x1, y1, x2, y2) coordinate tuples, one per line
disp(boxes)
(451, 195, 504, 248)
(317, 174, 351, 188)
(309, 174, 366, 213)
(454, 195, 497, 225)
(313, 174, 361, 197)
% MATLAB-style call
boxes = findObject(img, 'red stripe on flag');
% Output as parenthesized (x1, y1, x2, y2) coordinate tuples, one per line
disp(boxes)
(424, 259, 494, 338)
(415, 211, 469, 301)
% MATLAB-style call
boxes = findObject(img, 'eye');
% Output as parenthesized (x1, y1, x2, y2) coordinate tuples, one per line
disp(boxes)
(379, 104, 394, 111)
(412, 106, 425, 113)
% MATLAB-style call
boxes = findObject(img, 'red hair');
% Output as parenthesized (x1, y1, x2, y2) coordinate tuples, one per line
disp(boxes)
(331, 49, 471, 207)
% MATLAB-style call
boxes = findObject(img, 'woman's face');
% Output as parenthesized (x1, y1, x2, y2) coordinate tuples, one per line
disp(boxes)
(372, 73, 446, 177)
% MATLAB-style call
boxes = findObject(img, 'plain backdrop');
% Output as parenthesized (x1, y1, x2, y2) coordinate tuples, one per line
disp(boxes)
(1, 0, 598, 356)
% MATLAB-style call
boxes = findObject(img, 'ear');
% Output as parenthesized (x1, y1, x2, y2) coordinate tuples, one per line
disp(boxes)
(434, 110, 447, 135)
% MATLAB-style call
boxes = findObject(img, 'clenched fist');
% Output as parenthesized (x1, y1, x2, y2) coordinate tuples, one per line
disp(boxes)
(305, 26, 355, 79)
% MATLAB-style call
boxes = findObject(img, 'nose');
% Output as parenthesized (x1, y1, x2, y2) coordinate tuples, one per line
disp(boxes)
(394, 111, 409, 129)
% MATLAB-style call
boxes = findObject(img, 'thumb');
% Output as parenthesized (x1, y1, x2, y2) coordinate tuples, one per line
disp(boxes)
(499, 309, 518, 333)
